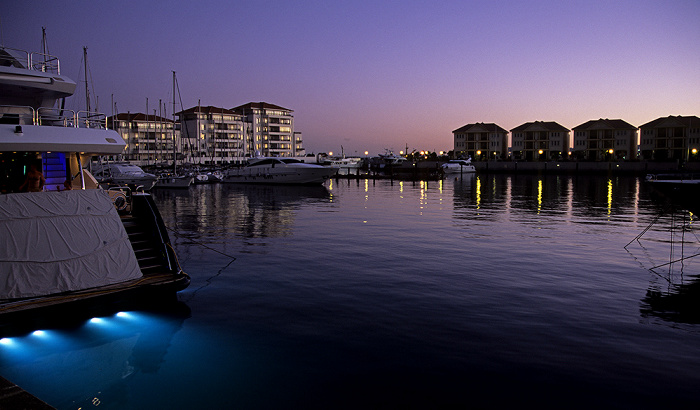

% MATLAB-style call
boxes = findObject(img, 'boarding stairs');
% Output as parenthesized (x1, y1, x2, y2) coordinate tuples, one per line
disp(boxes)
(41, 152, 67, 191)
(120, 213, 170, 276)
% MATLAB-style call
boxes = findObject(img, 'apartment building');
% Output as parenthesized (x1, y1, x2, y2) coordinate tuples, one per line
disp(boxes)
(510, 121, 570, 161)
(572, 119, 638, 161)
(452, 123, 508, 160)
(177, 106, 245, 165)
(639, 115, 700, 161)
(231, 102, 304, 157)
(107, 113, 177, 166)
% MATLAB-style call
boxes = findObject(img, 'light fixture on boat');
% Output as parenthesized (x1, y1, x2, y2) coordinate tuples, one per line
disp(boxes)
(14, 125, 22, 134)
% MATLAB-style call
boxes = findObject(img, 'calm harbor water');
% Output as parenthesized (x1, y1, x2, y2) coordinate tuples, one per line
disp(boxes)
(2, 174, 700, 408)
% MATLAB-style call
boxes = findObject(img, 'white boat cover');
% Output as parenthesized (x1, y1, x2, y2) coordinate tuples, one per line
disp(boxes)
(0, 189, 142, 299)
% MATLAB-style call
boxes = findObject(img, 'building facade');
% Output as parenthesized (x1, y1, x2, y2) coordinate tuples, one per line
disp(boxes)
(177, 106, 245, 165)
(510, 121, 570, 161)
(107, 113, 177, 166)
(639, 115, 700, 161)
(571, 119, 638, 161)
(231, 102, 304, 158)
(109, 101, 306, 166)
(452, 123, 508, 160)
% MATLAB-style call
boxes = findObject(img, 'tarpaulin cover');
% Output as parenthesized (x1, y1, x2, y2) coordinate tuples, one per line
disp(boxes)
(0, 189, 142, 299)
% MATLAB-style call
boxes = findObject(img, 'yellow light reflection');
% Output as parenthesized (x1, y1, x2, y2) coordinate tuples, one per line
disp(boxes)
(608, 179, 612, 215)
(476, 177, 481, 208)
(364, 179, 368, 192)
(537, 179, 543, 213)
(399, 181, 404, 193)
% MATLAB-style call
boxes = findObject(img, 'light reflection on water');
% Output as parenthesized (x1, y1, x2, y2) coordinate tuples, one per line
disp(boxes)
(2, 175, 700, 408)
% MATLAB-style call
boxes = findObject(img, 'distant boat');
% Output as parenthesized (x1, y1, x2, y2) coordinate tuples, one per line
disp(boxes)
(155, 173, 193, 189)
(368, 149, 407, 172)
(441, 158, 476, 174)
(223, 157, 337, 185)
(326, 156, 363, 174)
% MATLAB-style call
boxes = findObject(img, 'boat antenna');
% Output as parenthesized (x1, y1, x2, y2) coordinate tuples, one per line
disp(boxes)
(83, 47, 90, 113)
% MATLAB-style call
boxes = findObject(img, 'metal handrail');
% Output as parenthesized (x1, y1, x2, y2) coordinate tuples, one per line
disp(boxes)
(37, 107, 76, 127)
(0, 105, 35, 124)
(1, 104, 111, 130)
(77, 110, 107, 129)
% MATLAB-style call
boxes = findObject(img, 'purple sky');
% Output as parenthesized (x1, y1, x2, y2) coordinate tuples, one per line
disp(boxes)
(5, 0, 699, 155)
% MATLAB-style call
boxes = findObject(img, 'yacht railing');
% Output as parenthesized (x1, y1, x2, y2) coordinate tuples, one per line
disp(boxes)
(0, 47, 61, 74)
(37, 107, 76, 127)
(77, 110, 107, 129)
(0, 105, 35, 125)
(1, 104, 108, 129)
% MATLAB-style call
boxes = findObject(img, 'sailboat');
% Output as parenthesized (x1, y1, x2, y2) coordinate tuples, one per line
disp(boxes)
(154, 71, 193, 189)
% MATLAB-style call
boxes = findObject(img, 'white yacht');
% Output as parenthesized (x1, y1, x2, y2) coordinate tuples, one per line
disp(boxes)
(327, 156, 363, 173)
(0, 44, 189, 333)
(441, 158, 476, 174)
(223, 157, 338, 185)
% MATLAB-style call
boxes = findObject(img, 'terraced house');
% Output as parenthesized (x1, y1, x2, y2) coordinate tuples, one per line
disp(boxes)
(572, 118, 638, 161)
(639, 115, 700, 162)
(510, 121, 570, 161)
(452, 122, 508, 160)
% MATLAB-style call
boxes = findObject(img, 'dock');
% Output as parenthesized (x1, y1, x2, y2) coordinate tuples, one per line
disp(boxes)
(0, 376, 54, 409)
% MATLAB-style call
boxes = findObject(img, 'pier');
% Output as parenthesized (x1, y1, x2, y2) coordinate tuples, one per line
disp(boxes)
(0, 376, 54, 409)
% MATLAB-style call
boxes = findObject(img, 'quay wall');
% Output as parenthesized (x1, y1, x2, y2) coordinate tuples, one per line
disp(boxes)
(472, 161, 699, 175)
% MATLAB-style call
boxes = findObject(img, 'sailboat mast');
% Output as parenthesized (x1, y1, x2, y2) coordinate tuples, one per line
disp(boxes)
(83, 47, 90, 113)
(172, 71, 177, 175)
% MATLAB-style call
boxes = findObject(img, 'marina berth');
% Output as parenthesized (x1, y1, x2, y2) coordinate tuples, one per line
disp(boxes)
(0, 44, 189, 334)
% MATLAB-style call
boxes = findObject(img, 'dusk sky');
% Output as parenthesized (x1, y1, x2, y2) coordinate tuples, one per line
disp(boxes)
(5, 0, 699, 155)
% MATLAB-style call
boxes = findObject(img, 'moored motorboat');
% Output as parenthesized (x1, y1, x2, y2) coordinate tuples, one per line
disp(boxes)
(0, 43, 189, 334)
(441, 158, 476, 174)
(155, 173, 194, 189)
(645, 173, 700, 214)
(223, 157, 337, 185)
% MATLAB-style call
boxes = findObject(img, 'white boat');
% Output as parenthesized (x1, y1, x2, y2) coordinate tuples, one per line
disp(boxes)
(207, 170, 224, 182)
(223, 157, 338, 185)
(0, 42, 189, 334)
(91, 162, 159, 190)
(378, 150, 407, 165)
(327, 157, 363, 171)
(369, 149, 407, 171)
(441, 158, 476, 174)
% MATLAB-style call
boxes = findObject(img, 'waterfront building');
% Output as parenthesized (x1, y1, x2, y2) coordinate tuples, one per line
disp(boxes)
(107, 113, 177, 166)
(639, 115, 700, 162)
(231, 102, 305, 158)
(452, 123, 508, 160)
(510, 121, 570, 161)
(571, 119, 638, 161)
(177, 106, 245, 165)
